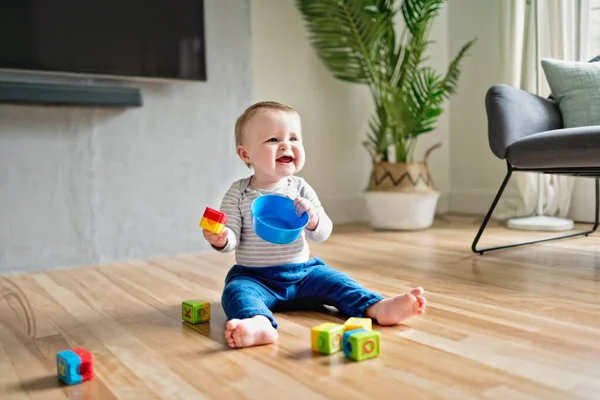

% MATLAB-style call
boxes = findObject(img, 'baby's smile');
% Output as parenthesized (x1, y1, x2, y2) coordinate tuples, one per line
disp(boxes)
(276, 155, 294, 164)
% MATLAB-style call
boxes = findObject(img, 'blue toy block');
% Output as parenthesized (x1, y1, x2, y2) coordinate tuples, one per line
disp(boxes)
(56, 350, 83, 385)
(343, 328, 380, 361)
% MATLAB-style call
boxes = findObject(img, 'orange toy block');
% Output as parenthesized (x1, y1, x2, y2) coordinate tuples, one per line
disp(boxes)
(199, 207, 228, 234)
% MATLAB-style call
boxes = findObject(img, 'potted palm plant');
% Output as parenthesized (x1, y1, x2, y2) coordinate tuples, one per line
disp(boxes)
(296, 0, 475, 230)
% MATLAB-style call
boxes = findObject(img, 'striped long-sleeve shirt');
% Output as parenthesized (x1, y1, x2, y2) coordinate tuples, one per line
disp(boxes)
(214, 175, 333, 267)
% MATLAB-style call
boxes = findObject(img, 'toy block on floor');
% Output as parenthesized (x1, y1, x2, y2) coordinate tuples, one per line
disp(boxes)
(199, 207, 228, 234)
(182, 300, 210, 324)
(343, 317, 372, 331)
(56, 348, 94, 385)
(343, 328, 380, 361)
(311, 322, 344, 354)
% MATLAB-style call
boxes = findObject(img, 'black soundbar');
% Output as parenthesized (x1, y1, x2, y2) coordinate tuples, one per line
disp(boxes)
(0, 81, 142, 107)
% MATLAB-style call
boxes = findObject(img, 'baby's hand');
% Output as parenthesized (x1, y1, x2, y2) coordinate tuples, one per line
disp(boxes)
(294, 197, 319, 231)
(203, 229, 228, 249)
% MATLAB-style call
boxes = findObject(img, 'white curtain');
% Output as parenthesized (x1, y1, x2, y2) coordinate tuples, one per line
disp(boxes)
(496, 0, 591, 220)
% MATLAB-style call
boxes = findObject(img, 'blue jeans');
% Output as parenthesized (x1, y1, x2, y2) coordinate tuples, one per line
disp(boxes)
(221, 257, 385, 328)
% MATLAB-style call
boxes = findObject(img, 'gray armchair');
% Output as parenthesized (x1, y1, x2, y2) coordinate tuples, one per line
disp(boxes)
(472, 56, 600, 254)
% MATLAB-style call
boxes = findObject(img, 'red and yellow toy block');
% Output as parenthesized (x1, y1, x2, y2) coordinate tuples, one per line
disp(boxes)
(56, 348, 94, 385)
(343, 317, 372, 331)
(199, 207, 228, 234)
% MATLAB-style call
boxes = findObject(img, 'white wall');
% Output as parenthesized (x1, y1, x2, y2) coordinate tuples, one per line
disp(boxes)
(0, 0, 253, 274)
(447, 0, 519, 216)
(250, 0, 452, 223)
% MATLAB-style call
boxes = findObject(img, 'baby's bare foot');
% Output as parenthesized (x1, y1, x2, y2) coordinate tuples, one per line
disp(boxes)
(366, 287, 426, 325)
(224, 315, 278, 348)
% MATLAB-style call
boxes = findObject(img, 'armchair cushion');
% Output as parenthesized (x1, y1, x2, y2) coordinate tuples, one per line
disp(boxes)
(508, 125, 600, 169)
(485, 84, 562, 159)
(541, 58, 600, 128)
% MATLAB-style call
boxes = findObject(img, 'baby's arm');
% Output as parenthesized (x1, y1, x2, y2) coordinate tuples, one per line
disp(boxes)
(211, 181, 243, 252)
(296, 177, 333, 243)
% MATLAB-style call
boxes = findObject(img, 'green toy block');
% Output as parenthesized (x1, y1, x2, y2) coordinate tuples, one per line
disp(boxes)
(181, 300, 210, 324)
(343, 328, 380, 361)
(311, 322, 345, 354)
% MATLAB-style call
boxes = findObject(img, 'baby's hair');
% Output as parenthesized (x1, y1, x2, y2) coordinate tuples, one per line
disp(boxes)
(234, 101, 299, 167)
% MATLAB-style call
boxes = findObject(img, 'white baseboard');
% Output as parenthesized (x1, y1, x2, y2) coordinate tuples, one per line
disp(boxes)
(449, 188, 519, 216)
(321, 188, 586, 223)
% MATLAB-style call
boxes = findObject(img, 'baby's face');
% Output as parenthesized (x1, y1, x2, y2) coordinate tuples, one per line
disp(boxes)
(237, 109, 305, 181)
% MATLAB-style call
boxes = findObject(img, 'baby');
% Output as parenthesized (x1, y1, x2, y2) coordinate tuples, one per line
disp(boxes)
(203, 101, 426, 349)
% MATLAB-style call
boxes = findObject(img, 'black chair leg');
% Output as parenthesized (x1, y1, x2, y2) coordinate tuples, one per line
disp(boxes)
(471, 170, 599, 255)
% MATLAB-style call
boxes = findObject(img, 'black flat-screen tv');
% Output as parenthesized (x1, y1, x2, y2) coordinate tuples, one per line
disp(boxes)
(0, 0, 207, 81)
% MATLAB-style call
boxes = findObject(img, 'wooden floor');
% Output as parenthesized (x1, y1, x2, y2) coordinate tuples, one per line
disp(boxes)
(2, 215, 600, 399)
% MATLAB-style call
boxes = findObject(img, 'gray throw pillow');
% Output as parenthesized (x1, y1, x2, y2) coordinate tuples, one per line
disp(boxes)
(541, 58, 600, 128)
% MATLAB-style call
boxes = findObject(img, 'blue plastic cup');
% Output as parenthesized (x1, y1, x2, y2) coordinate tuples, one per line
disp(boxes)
(250, 194, 309, 244)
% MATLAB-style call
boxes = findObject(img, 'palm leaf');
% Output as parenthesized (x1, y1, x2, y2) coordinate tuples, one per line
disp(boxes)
(401, 0, 444, 35)
(389, 67, 443, 161)
(295, 0, 394, 96)
(364, 102, 391, 162)
(439, 38, 476, 98)
(296, 0, 476, 164)
(396, 0, 444, 92)
(413, 68, 443, 107)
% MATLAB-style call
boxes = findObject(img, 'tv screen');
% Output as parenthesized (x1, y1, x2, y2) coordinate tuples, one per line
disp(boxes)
(0, 0, 206, 81)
